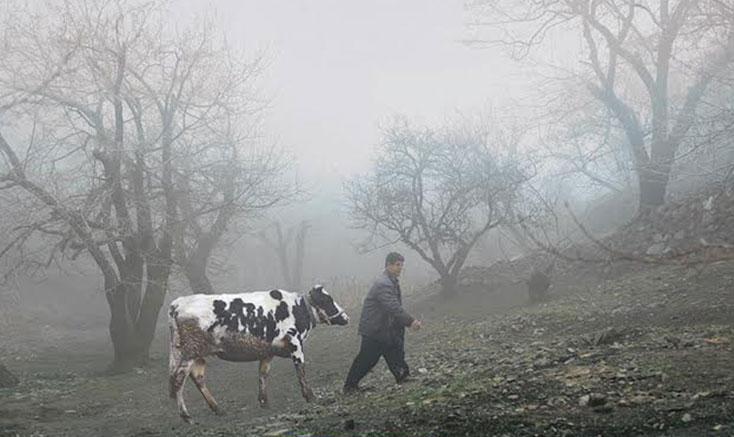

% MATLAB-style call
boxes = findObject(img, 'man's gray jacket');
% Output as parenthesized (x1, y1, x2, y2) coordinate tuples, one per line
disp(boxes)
(358, 271, 414, 343)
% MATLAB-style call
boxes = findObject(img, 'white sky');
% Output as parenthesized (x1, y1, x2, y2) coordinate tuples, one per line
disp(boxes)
(177, 0, 535, 182)
(170, 1, 560, 283)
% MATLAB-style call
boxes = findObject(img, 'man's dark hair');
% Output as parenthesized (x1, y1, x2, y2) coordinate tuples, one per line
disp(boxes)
(385, 252, 405, 266)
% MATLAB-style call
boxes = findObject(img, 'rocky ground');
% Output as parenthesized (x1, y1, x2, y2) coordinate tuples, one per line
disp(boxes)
(458, 179, 734, 301)
(3, 183, 734, 436)
(2, 255, 732, 436)
(278, 260, 734, 437)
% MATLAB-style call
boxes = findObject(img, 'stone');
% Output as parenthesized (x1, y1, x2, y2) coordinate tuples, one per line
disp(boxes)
(592, 403, 614, 414)
(579, 395, 590, 407)
(594, 328, 623, 345)
(588, 394, 607, 407)
(264, 429, 292, 436)
(646, 243, 667, 256)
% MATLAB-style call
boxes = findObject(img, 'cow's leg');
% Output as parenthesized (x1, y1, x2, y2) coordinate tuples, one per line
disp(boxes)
(294, 360, 314, 402)
(290, 344, 314, 402)
(258, 356, 273, 408)
(170, 358, 195, 423)
(190, 357, 223, 416)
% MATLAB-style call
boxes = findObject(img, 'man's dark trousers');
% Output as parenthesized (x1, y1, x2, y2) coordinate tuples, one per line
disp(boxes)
(344, 333, 409, 388)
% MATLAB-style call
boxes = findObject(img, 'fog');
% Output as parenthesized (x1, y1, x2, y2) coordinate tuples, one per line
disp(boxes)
(192, 0, 530, 175)
(1, 1, 734, 435)
(173, 0, 553, 289)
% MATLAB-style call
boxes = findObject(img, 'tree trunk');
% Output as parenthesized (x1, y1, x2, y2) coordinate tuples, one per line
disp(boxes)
(439, 274, 458, 296)
(107, 328, 148, 374)
(106, 263, 170, 373)
(291, 222, 310, 290)
(0, 362, 19, 388)
(135, 261, 171, 360)
(107, 292, 146, 373)
(184, 261, 214, 295)
(638, 162, 670, 215)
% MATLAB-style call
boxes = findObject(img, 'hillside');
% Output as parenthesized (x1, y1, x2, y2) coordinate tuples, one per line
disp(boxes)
(2, 186, 734, 436)
(1, 256, 733, 436)
(287, 260, 734, 436)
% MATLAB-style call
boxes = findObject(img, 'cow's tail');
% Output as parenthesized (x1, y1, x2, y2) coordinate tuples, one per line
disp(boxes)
(168, 303, 182, 399)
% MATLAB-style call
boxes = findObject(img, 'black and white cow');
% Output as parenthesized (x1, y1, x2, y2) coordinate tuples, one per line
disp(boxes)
(168, 285, 348, 422)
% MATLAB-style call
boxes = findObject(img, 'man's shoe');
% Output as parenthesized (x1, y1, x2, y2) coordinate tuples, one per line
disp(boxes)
(395, 372, 411, 384)
(343, 385, 361, 396)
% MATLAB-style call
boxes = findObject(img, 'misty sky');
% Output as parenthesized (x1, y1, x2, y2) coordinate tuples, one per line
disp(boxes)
(169, 1, 577, 283)
(178, 0, 537, 183)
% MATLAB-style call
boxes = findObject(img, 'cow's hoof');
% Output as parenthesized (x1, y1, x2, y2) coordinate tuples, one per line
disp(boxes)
(259, 401, 270, 409)
(181, 414, 194, 424)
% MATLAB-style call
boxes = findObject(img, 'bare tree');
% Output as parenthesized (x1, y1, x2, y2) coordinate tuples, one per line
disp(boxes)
(468, 0, 734, 215)
(174, 141, 294, 295)
(542, 107, 634, 196)
(258, 220, 311, 291)
(0, 1, 290, 372)
(346, 116, 532, 295)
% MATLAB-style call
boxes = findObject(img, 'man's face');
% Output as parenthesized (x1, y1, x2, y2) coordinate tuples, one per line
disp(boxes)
(386, 260, 403, 277)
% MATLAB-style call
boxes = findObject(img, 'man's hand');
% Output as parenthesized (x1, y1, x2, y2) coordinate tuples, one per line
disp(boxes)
(409, 319, 422, 332)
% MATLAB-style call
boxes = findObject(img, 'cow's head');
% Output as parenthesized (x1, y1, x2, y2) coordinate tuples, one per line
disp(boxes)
(308, 285, 349, 325)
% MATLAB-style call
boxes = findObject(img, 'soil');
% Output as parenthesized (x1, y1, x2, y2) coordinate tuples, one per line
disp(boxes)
(1, 255, 733, 436)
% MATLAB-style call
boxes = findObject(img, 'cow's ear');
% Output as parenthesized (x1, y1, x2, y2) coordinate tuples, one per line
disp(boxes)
(314, 285, 323, 292)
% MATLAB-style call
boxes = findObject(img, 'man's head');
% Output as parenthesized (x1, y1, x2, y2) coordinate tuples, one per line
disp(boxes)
(385, 252, 404, 277)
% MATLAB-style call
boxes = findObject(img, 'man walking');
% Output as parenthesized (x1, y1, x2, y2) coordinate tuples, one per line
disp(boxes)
(343, 252, 421, 394)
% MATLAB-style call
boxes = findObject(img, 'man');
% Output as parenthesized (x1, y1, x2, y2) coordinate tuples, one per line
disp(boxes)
(343, 252, 421, 394)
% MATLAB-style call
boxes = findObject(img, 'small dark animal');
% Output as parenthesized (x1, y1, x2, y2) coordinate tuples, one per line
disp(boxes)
(527, 268, 552, 302)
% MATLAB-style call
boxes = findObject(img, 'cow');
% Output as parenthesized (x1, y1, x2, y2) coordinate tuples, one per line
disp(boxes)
(168, 285, 349, 423)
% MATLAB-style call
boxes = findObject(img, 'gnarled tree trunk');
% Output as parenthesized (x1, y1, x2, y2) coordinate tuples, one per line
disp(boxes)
(105, 252, 172, 373)
(638, 163, 671, 216)
(438, 273, 458, 296)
